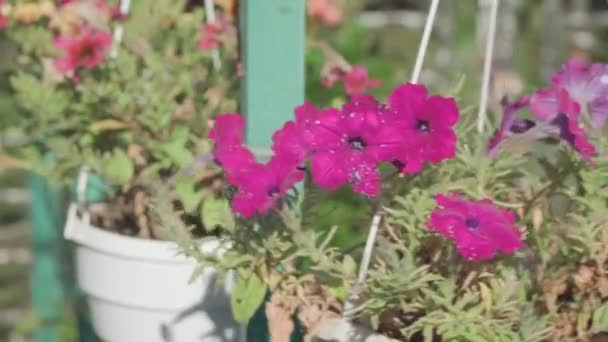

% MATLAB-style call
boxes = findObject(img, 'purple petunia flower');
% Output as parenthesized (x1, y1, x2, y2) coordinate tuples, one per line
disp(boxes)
(531, 58, 608, 129)
(428, 193, 524, 261)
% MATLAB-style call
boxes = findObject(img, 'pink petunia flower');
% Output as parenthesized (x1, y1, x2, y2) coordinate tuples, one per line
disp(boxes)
(428, 193, 524, 261)
(531, 58, 608, 129)
(388, 83, 459, 174)
(272, 101, 320, 163)
(198, 22, 225, 50)
(343, 65, 381, 96)
(54, 27, 113, 74)
(0, 0, 7, 29)
(231, 155, 304, 217)
(307, 95, 404, 196)
(209, 113, 256, 184)
(308, 0, 342, 27)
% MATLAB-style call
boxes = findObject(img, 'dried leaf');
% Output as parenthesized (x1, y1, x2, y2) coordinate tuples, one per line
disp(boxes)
(0, 154, 26, 170)
(265, 293, 294, 342)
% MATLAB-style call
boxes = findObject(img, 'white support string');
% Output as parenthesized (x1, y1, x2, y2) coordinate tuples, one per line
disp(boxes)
(76, 165, 91, 223)
(110, 0, 131, 59)
(477, 0, 499, 133)
(342, 0, 442, 321)
(204, 0, 222, 70)
(341, 206, 382, 319)
(410, 0, 440, 84)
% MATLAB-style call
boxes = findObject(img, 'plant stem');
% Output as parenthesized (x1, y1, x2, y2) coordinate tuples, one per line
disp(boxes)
(477, 0, 499, 133)
(411, 0, 441, 84)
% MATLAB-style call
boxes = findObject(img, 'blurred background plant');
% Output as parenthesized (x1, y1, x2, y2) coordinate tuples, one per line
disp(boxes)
(2, 0, 608, 341)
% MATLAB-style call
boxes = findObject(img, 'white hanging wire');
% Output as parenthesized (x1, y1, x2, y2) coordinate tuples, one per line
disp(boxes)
(411, 0, 440, 84)
(342, 0, 441, 320)
(204, 0, 222, 70)
(76, 165, 91, 223)
(110, 0, 131, 59)
(477, 0, 499, 133)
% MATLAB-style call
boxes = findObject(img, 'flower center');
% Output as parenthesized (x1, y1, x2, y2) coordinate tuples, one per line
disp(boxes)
(510, 119, 536, 134)
(78, 44, 96, 60)
(348, 136, 367, 151)
(267, 186, 280, 197)
(392, 159, 405, 171)
(465, 217, 480, 231)
(416, 120, 430, 132)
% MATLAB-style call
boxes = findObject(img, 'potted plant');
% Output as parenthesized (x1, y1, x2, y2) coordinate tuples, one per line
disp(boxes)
(0, 0, 242, 341)
(156, 1, 608, 338)
(162, 57, 608, 342)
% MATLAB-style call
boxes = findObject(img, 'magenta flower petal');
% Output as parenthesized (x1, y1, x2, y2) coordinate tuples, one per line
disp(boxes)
(530, 87, 559, 122)
(349, 160, 381, 196)
(209, 113, 246, 147)
(307, 96, 404, 195)
(310, 151, 349, 191)
(230, 156, 304, 217)
(428, 193, 524, 261)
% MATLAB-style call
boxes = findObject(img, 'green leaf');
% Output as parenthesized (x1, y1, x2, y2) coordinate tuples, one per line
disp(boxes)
(342, 255, 357, 276)
(591, 303, 608, 333)
(103, 149, 134, 184)
(231, 273, 267, 323)
(160, 140, 194, 167)
(175, 177, 202, 212)
(201, 195, 235, 232)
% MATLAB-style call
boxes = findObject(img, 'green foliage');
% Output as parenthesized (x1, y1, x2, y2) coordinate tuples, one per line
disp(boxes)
(231, 272, 267, 323)
(2, 0, 240, 234)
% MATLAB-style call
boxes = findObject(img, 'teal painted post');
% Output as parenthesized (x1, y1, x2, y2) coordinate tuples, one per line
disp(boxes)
(29, 173, 64, 342)
(241, 0, 306, 160)
(240, 0, 305, 340)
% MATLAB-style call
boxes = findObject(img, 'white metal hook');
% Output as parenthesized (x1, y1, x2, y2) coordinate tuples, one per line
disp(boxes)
(76, 165, 91, 223)
(411, 0, 440, 84)
(477, 0, 500, 133)
(204, 0, 222, 70)
(110, 0, 132, 59)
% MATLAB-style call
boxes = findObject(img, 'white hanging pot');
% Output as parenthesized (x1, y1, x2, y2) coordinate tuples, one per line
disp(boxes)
(63, 203, 242, 342)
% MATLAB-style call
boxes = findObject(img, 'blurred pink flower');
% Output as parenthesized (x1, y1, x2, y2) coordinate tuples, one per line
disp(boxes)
(54, 27, 112, 74)
(343, 65, 381, 96)
(0, 0, 7, 29)
(428, 193, 524, 261)
(388, 83, 459, 173)
(308, 0, 342, 27)
(531, 58, 608, 129)
(198, 22, 225, 50)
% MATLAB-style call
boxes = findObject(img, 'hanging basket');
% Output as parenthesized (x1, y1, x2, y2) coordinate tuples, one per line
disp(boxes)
(63, 203, 242, 342)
